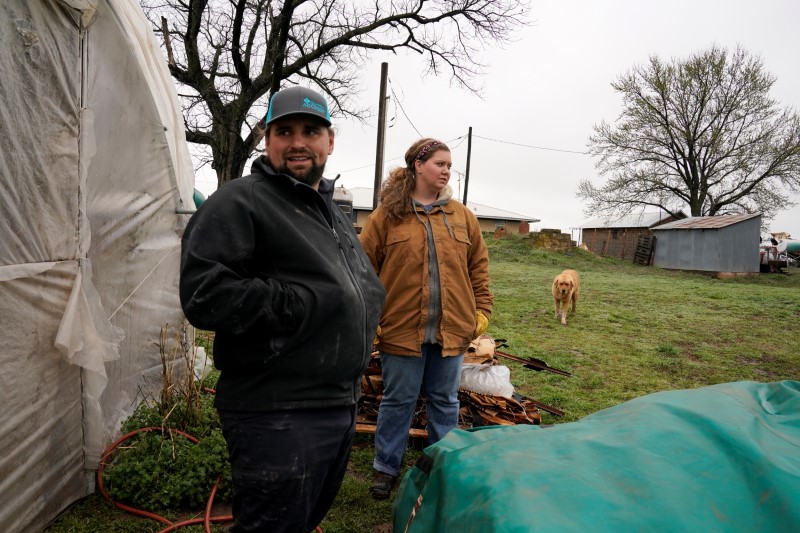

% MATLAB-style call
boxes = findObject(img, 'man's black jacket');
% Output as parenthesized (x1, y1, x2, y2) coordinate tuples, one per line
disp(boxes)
(180, 157, 385, 411)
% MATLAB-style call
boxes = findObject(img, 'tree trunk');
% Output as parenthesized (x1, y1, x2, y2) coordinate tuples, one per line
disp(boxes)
(211, 127, 253, 187)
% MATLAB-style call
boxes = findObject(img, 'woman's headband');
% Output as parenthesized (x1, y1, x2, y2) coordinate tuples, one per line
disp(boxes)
(415, 140, 443, 162)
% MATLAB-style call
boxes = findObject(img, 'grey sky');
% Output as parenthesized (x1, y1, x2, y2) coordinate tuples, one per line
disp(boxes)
(196, 0, 800, 238)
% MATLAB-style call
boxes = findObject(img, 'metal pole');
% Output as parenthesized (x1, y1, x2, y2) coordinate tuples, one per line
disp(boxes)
(373, 62, 389, 209)
(462, 126, 472, 205)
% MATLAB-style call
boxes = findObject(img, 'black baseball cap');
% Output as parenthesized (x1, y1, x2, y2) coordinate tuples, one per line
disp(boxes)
(265, 86, 332, 127)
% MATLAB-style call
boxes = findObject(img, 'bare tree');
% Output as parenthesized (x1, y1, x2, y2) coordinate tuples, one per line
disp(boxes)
(579, 46, 800, 224)
(141, 0, 529, 186)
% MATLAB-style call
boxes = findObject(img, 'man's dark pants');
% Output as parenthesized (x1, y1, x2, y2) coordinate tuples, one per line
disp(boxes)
(218, 405, 356, 532)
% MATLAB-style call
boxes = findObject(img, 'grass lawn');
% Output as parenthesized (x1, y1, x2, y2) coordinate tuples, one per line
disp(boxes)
(46, 235, 800, 532)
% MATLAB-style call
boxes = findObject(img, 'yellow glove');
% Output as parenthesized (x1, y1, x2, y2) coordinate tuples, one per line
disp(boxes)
(473, 310, 489, 337)
(373, 325, 382, 347)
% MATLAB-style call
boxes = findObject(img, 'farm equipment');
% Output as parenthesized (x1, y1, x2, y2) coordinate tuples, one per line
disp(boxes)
(778, 239, 800, 267)
(761, 239, 800, 272)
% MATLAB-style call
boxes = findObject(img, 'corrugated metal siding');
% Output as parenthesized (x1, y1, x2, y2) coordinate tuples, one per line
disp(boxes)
(653, 216, 761, 272)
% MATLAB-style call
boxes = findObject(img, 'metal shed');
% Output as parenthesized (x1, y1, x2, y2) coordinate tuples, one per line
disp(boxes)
(652, 213, 761, 274)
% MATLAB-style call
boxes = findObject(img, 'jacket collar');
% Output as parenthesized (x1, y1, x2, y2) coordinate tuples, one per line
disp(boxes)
(252, 155, 337, 195)
(413, 184, 455, 213)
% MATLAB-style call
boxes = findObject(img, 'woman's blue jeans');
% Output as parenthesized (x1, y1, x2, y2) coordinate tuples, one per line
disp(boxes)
(373, 344, 463, 477)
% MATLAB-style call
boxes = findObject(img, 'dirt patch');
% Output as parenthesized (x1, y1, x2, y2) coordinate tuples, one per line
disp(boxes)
(346, 463, 367, 482)
(372, 522, 393, 533)
(738, 354, 776, 366)
(737, 355, 779, 380)
(676, 342, 700, 362)
(753, 367, 779, 379)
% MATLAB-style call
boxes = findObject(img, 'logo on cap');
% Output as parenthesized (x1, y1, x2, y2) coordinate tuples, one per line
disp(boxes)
(303, 97, 326, 115)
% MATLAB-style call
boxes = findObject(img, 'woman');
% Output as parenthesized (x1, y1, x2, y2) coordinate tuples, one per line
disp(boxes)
(359, 138, 493, 499)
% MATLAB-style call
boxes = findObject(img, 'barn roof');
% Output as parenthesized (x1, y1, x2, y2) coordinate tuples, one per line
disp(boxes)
(347, 187, 540, 222)
(578, 211, 684, 229)
(653, 213, 761, 230)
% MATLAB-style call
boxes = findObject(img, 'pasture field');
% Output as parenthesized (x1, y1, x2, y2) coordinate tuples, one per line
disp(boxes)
(485, 235, 800, 425)
(46, 235, 800, 532)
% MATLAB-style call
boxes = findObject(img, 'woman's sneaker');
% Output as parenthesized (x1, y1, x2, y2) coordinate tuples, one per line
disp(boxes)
(371, 471, 397, 500)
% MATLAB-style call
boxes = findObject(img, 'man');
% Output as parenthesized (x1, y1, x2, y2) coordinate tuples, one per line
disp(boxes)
(180, 86, 385, 532)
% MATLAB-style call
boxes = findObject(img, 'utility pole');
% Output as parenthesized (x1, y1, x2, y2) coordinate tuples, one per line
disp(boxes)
(373, 62, 389, 209)
(462, 126, 473, 205)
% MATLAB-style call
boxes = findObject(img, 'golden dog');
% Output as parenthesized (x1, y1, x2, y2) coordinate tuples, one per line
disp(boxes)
(552, 269, 580, 326)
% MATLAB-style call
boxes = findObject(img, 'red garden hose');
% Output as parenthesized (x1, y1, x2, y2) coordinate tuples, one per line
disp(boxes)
(96, 426, 232, 533)
(96, 425, 325, 533)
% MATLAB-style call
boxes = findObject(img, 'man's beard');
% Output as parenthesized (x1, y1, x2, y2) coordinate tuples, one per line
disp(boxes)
(274, 159, 326, 187)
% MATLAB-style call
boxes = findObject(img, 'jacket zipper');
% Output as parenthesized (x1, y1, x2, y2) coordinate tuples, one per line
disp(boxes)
(331, 224, 370, 403)
(312, 189, 371, 404)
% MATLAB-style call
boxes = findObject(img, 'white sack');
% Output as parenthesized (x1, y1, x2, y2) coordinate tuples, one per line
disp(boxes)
(460, 364, 515, 398)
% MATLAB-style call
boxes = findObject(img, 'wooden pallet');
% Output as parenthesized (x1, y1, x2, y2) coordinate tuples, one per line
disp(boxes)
(634, 235, 655, 265)
(355, 422, 428, 439)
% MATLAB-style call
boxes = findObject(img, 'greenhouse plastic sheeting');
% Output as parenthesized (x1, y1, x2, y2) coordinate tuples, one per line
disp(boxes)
(0, 1, 194, 530)
(394, 381, 800, 532)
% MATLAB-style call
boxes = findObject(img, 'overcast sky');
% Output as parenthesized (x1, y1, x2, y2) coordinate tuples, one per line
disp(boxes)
(195, 0, 800, 239)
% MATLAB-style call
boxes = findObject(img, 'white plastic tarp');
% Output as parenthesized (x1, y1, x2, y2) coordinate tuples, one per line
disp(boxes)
(0, 1, 194, 530)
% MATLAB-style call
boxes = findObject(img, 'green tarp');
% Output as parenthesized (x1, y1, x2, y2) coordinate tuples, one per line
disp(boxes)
(394, 381, 800, 532)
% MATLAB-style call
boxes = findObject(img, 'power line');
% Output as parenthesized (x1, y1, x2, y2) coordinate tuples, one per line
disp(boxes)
(447, 135, 469, 150)
(339, 156, 403, 174)
(338, 135, 467, 175)
(473, 135, 590, 155)
(388, 78, 423, 137)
